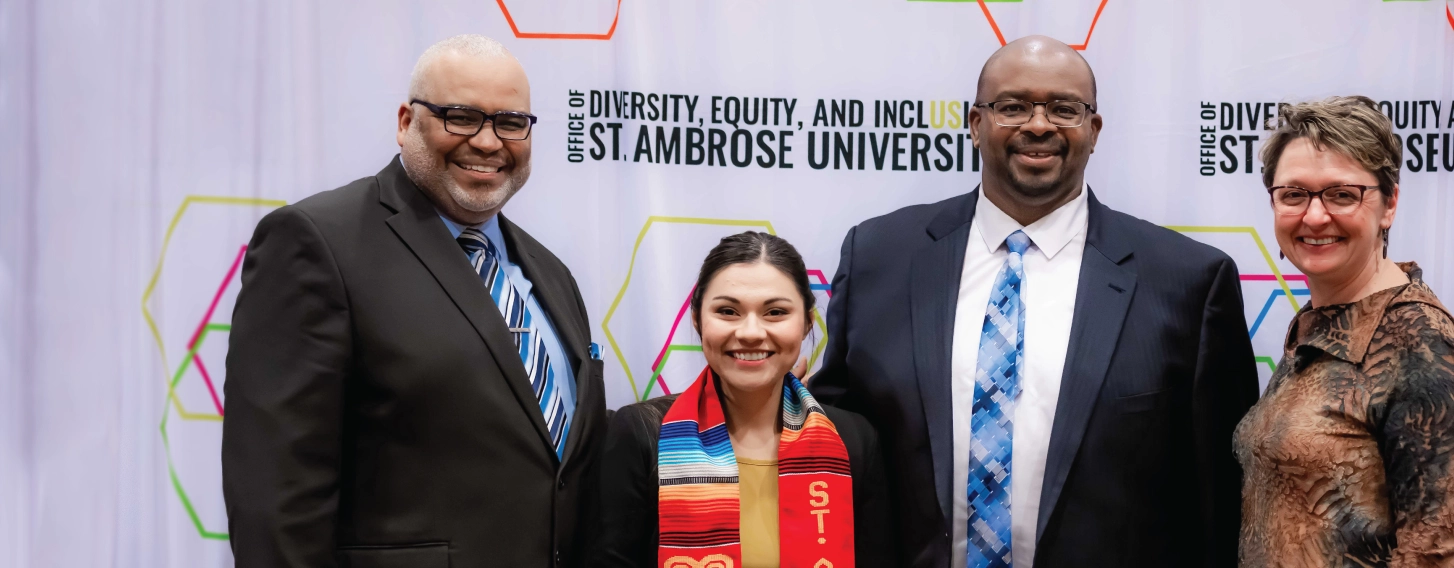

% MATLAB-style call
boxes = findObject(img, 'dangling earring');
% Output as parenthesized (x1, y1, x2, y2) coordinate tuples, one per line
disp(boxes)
(1381, 228, 1389, 259)
(1278, 249, 1285, 260)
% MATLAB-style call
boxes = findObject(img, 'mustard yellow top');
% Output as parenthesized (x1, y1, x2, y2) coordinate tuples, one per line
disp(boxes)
(736, 456, 780, 568)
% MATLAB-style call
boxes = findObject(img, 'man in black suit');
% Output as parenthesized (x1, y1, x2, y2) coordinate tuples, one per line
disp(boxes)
(223, 35, 604, 568)
(810, 36, 1260, 567)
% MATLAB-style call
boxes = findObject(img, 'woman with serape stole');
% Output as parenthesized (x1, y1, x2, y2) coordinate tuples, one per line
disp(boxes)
(589, 231, 894, 568)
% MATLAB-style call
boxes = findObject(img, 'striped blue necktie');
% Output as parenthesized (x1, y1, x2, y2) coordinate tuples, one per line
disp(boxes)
(967, 229, 1030, 568)
(457, 228, 569, 458)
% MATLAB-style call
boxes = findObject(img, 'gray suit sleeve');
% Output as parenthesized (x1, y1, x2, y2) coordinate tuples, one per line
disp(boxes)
(223, 206, 351, 568)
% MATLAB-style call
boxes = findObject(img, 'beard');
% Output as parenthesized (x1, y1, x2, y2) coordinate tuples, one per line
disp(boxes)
(1005, 163, 1065, 198)
(1002, 136, 1072, 200)
(400, 124, 531, 215)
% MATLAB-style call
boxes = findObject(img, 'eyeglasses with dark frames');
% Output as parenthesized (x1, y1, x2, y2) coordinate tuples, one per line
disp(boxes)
(973, 100, 1096, 128)
(1266, 184, 1380, 216)
(410, 99, 537, 140)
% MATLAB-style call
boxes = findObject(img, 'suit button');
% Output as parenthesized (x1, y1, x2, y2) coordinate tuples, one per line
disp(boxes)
(558, 479, 566, 490)
(555, 551, 562, 565)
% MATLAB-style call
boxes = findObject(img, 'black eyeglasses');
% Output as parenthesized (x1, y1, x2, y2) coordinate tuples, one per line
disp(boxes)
(1267, 184, 1380, 216)
(410, 99, 537, 140)
(973, 100, 1096, 128)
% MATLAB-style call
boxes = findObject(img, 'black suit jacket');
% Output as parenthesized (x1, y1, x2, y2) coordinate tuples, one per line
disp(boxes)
(223, 157, 606, 568)
(810, 189, 1260, 568)
(586, 394, 895, 567)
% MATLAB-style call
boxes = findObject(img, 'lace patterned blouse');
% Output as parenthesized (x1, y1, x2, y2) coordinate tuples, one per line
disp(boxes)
(1234, 263, 1454, 567)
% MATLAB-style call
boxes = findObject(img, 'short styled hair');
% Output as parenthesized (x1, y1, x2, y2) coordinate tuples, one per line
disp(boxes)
(1259, 96, 1401, 198)
(408, 34, 516, 100)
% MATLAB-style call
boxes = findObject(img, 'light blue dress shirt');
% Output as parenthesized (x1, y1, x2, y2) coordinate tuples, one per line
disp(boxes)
(439, 213, 578, 447)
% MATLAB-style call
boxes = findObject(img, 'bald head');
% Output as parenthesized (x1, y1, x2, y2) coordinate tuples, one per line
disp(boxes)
(976, 35, 1096, 105)
(397, 34, 534, 226)
(409, 34, 523, 101)
(968, 35, 1102, 225)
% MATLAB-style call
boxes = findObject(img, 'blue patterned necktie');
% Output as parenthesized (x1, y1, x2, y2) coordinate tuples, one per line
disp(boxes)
(457, 228, 569, 458)
(967, 229, 1031, 568)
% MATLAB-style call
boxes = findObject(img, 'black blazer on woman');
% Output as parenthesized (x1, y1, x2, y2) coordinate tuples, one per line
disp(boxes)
(587, 393, 896, 567)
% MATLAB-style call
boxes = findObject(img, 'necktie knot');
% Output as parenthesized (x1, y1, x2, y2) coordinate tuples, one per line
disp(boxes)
(1005, 230, 1031, 256)
(457, 227, 500, 259)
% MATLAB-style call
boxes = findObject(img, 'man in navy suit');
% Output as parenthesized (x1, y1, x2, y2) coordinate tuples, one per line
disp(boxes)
(810, 36, 1259, 567)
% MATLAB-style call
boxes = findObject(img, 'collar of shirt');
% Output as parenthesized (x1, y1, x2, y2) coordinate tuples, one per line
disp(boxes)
(974, 185, 1089, 258)
(1286, 261, 1431, 364)
(437, 212, 533, 299)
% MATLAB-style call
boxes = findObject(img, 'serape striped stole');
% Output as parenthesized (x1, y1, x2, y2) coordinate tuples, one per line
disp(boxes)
(658, 367, 855, 568)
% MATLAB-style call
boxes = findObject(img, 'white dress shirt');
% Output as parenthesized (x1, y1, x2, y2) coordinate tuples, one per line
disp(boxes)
(950, 187, 1088, 568)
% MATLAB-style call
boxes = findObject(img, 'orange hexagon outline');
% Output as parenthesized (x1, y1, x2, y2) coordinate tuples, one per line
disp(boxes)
(495, 0, 624, 40)
(974, 0, 1110, 51)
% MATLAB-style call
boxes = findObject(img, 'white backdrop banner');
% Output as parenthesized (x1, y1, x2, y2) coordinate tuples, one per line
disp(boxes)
(2, 0, 1452, 566)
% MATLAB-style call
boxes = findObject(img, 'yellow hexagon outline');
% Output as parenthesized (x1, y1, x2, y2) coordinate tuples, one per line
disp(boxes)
(142, 195, 285, 420)
(144, 195, 285, 540)
(1165, 225, 1300, 311)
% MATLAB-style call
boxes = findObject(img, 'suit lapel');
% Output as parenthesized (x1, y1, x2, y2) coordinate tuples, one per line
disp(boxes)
(376, 157, 554, 452)
(497, 215, 594, 467)
(1036, 191, 1137, 543)
(912, 190, 978, 521)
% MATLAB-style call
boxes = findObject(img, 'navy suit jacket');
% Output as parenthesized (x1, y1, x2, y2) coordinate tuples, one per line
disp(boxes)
(810, 189, 1260, 568)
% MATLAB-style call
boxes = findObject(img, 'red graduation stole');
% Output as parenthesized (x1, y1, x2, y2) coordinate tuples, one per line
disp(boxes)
(658, 367, 855, 568)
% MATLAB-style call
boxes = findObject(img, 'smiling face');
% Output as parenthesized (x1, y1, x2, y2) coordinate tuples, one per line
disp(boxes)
(1271, 137, 1398, 285)
(695, 262, 811, 395)
(397, 51, 532, 225)
(970, 38, 1101, 204)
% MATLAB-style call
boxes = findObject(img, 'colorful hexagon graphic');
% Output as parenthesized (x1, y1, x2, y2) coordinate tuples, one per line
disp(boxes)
(494, 0, 623, 40)
(601, 217, 831, 404)
(143, 195, 285, 540)
(973, 0, 1110, 50)
(1166, 225, 1308, 390)
(904, 0, 1110, 50)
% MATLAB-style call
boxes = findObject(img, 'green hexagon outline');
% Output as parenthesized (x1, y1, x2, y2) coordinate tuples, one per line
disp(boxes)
(160, 323, 231, 540)
(144, 195, 285, 541)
